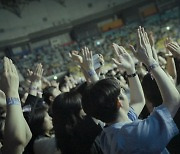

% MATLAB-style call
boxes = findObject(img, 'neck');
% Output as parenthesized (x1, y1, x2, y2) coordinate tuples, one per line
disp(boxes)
(107, 110, 131, 126)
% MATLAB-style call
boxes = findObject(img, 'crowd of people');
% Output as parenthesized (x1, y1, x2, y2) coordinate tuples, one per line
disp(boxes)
(10, 7, 180, 78)
(0, 24, 179, 154)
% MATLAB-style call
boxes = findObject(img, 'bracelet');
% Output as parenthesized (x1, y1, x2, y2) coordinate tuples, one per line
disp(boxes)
(148, 63, 159, 72)
(29, 86, 37, 91)
(126, 72, 137, 78)
(6, 98, 21, 105)
(37, 91, 43, 95)
(87, 69, 96, 77)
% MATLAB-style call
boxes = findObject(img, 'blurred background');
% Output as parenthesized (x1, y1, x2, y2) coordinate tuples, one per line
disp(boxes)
(0, 0, 179, 81)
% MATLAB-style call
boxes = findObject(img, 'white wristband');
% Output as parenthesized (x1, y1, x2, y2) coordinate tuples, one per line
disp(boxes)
(87, 69, 96, 77)
(6, 98, 21, 105)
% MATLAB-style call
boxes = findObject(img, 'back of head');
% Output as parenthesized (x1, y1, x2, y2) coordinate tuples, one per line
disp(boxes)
(28, 105, 48, 138)
(142, 73, 162, 107)
(52, 91, 83, 153)
(82, 78, 121, 123)
(43, 86, 55, 105)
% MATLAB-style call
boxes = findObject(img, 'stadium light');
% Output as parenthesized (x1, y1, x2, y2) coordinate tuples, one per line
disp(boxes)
(96, 41, 101, 45)
(166, 26, 170, 30)
(53, 76, 58, 80)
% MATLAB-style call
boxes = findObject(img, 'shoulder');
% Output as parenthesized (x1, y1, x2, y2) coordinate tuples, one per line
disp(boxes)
(34, 136, 58, 154)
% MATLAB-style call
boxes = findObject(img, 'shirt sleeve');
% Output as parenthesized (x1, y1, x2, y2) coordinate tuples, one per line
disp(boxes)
(130, 104, 179, 152)
(128, 107, 138, 121)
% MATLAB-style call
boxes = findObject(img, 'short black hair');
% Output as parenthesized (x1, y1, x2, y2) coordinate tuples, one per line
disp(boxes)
(82, 78, 121, 123)
(142, 73, 162, 107)
(43, 86, 56, 105)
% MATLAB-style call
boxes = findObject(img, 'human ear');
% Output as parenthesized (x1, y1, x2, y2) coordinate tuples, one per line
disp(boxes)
(116, 98, 122, 109)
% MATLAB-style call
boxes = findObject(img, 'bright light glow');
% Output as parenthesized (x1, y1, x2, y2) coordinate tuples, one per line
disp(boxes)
(53, 76, 58, 80)
(96, 41, 100, 45)
(166, 26, 170, 30)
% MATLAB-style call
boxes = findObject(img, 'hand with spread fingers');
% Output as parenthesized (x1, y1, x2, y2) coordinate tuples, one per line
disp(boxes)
(112, 43, 135, 74)
(148, 31, 159, 63)
(129, 26, 154, 66)
(81, 47, 94, 71)
(148, 31, 155, 48)
(1, 57, 19, 98)
(80, 46, 99, 82)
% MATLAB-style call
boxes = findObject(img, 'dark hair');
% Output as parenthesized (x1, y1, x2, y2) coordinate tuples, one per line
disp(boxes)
(82, 78, 120, 123)
(58, 76, 67, 91)
(43, 86, 56, 105)
(52, 91, 83, 153)
(24, 106, 48, 154)
(74, 81, 87, 96)
(141, 73, 162, 107)
(29, 107, 48, 137)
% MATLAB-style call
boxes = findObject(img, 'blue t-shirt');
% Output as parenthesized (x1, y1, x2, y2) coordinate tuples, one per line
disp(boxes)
(100, 105, 179, 154)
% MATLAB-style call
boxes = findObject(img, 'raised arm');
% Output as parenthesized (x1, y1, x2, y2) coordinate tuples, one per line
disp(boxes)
(112, 43, 145, 116)
(164, 38, 177, 84)
(131, 27, 180, 118)
(69, 50, 90, 83)
(81, 47, 99, 83)
(28, 63, 43, 97)
(69, 47, 99, 83)
(2, 57, 32, 154)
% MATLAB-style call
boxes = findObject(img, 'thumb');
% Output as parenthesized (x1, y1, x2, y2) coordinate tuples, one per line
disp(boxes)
(69, 52, 72, 58)
(112, 58, 123, 67)
(129, 45, 137, 55)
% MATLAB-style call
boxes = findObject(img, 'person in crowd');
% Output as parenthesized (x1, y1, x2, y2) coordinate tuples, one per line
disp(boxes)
(24, 105, 57, 154)
(52, 90, 102, 154)
(23, 64, 60, 154)
(52, 48, 103, 154)
(141, 38, 180, 154)
(82, 27, 180, 153)
(0, 57, 32, 154)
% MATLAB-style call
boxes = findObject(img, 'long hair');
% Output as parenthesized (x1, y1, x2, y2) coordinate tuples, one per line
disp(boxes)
(24, 105, 48, 154)
(52, 91, 83, 153)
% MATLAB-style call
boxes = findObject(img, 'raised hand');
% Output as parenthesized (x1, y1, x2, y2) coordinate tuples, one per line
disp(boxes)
(69, 50, 83, 65)
(81, 47, 94, 71)
(148, 31, 159, 62)
(0, 90, 6, 108)
(79, 47, 99, 82)
(28, 63, 43, 96)
(95, 54, 105, 76)
(148, 31, 155, 47)
(98, 54, 105, 66)
(112, 43, 135, 74)
(130, 26, 154, 66)
(1, 57, 19, 98)
(166, 42, 180, 58)
(28, 63, 43, 83)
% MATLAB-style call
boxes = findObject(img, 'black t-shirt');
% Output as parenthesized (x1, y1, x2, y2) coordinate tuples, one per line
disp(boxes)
(61, 116, 103, 154)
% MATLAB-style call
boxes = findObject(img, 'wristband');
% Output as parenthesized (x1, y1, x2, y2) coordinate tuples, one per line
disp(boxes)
(148, 63, 159, 72)
(126, 72, 137, 78)
(37, 91, 43, 95)
(87, 69, 96, 77)
(6, 98, 21, 105)
(29, 86, 38, 91)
